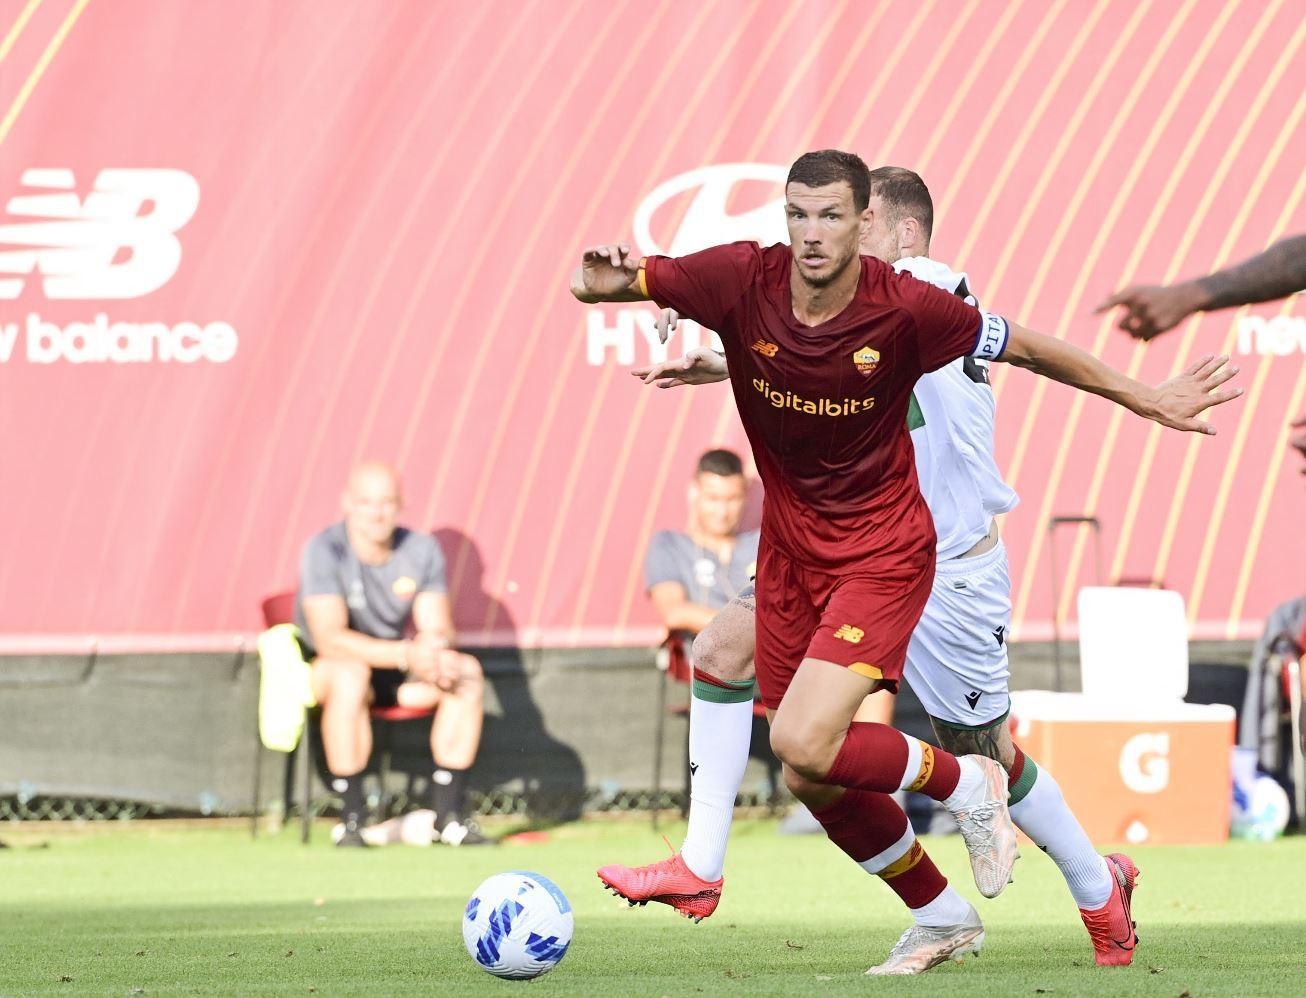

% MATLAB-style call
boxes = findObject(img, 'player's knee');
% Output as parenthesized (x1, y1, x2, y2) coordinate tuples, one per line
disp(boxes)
(768, 719, 835, 782)
(691, 627, 754, 684)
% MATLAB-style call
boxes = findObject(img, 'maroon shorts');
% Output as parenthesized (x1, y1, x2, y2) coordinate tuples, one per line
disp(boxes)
(753, 539, 935, 710)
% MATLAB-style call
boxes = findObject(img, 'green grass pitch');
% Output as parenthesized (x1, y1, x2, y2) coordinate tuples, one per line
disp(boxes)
(2, 819, 1303, 995)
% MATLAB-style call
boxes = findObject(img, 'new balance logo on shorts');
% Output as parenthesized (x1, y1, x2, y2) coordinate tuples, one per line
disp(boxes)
(833, 624, 864, 643)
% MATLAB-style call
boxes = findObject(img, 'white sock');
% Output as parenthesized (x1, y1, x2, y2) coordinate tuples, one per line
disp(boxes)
(679, 692, 753, 882)
(941, 755, 985, 811)
(910, 885, 973, 928)
(1010, 767, 1113, 909)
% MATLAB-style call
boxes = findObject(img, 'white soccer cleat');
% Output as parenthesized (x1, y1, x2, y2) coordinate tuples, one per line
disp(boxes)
(866, 904, 985, 975)
(950, 755, 1020, 898)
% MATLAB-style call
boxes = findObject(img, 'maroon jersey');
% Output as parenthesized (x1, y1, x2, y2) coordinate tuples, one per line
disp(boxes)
(643, 242, 1008, 574)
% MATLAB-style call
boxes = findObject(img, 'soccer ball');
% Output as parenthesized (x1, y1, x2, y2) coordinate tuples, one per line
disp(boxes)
(462, 871, 573, 980)
(1232, 775, 1291, 841)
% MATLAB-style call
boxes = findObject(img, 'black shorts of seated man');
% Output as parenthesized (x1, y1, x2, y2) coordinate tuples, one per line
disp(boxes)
(294, 461, 489, 847)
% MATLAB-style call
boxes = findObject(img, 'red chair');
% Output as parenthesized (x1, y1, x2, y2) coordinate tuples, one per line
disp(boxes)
(650, 631, 768, 829)
(254, 592, 435, 843)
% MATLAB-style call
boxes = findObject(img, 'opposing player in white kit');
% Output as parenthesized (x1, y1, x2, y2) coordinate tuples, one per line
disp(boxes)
(599, 167, 1201, 971)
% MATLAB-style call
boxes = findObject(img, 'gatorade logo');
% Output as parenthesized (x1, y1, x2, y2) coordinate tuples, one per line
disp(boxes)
(1119, 732, 1170, 794)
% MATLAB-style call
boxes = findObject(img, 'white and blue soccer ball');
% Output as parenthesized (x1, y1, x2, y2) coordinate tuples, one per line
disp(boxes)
(462, 871, 573, 980)
(1232, 775, 1291, 841)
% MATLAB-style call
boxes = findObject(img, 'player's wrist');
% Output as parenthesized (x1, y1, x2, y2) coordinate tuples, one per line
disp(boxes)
(1131, 383, 1162, 421)
(1185, 278, 1218, 314)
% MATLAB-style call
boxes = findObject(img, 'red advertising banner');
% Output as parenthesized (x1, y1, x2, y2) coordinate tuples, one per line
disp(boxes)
(0, 0, 1302, 650)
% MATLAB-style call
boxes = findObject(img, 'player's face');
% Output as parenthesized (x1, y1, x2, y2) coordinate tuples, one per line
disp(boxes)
(343, 466, 402, 547)
(785, 181, 867, 288)
(859, 194, 901, 264)
(692, 472, 747, 537)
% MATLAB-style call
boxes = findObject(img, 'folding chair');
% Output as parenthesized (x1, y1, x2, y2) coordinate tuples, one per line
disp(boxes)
(251, 592, 435, 843)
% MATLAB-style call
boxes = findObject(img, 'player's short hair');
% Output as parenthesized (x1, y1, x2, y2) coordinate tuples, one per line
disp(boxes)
(696, 448, 744, 478)
(868, 166, 934, 241)
(787, 150, 871, 211)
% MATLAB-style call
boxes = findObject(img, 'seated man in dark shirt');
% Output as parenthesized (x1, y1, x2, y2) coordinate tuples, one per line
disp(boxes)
(295, 461, 488, 847)
(645, 448, 759, 643)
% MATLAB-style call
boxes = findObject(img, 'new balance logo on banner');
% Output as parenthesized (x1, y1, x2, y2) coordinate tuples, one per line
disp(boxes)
(0, 168, 199, 300)
(0, 168, 239, 366)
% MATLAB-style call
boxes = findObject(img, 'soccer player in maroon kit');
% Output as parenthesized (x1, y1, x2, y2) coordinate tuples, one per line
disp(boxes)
(574, 150, 1241, 973)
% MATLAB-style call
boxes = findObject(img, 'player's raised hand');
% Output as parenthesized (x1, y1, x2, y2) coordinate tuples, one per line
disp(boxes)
(1095, 282, 1207, 340)
(1146, 354, 1243, 434)
(655, 308, 679, 344)
(580, 243, 639, 297)
(630, 347, 728, 389)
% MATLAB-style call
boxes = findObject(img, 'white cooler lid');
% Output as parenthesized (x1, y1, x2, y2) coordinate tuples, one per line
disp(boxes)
(1008, 689, 1235, 723)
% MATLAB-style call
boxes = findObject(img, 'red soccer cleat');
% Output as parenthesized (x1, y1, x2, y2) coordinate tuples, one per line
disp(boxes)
(596, 852, 723, 923)
(1079, 853, 1140, 966)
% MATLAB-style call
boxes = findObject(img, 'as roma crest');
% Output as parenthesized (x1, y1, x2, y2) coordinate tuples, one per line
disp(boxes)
(853, 345, 880, 375)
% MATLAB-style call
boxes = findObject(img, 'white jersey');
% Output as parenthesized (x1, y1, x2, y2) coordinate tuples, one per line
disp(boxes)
(894, 256, 1019, 560)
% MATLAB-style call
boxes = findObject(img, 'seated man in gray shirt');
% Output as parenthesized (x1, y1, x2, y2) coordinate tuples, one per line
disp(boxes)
(645, 449, 759, 646)
(295, 461, 488, 847)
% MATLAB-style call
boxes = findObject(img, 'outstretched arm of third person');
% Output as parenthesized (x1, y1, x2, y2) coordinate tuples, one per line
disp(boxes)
(999, 323, 1243, 434)
(1097, 233, 1306, 340)
(631, 347, 729, 389)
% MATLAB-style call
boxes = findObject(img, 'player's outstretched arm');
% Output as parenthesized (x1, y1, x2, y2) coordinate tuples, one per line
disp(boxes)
(631, 347, 729, 389)
(1096, 233, 1306, 340)
(1000, 323, 1243, 434)
(570, 243, 651, 303)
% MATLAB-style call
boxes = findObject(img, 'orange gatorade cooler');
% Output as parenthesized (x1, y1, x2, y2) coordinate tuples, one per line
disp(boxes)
(1010, 691, 1235, 845)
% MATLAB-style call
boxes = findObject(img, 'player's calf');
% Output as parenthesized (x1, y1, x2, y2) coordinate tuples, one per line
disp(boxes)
(679, 618, 756, 883)
(929, 712, 1017, 771)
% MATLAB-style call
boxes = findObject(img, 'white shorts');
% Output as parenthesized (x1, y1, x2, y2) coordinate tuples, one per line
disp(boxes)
(904, 538, 1012, 727)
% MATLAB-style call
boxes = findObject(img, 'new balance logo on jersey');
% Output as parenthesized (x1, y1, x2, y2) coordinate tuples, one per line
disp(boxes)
(964, 691, 982, 711)
(0, 168, 199, 300)
(993, 626, 1006, 647)
(752, 339, 779, 357)
(833, 624, 864, 644)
